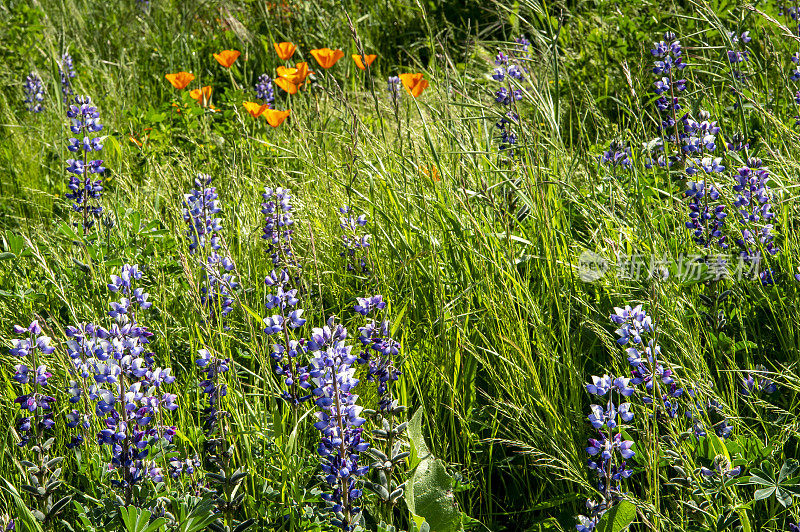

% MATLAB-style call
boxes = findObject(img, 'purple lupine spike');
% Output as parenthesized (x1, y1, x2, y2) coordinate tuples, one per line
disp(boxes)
(65, 95, 105, 233)
(23, 73, 45, 113)
(309, 323, 370, 530)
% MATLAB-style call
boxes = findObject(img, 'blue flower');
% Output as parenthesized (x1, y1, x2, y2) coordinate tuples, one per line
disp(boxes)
(23, 73, 45, 113)
(255, 73, 275, 106)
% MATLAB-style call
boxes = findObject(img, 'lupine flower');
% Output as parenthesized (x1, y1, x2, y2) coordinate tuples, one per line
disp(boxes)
(310, 48, 345, 69)
(78, 267, 177, 497)
(263, 269, 311, 404)
(338, 207, 370, 274)
(309, 323, 369, 530)
(182, 174, 239, 323)
(741, 366, 778, 395)
(183, 174, 222, 253)
(726, 31, 751, 81)
(490, 40, 529, 158)
(354, 295, 386, 316)
(255, 74, 275, 106)
(356, 316, 401, 412)
(732, 158, 778, 259)
(196, 348, 230, 437)
(576, 372, 637, 529)
(647, 32, 688, 167)
(65, 96, 105, 233)
(59, 53, 75, 97)
(10, 321, 56, 447)
(599, 140, 632, 178)
(23, 73, 45, 113)
(387, 76, 401, 96)
(684, 180, 728, 250)
(262, 187, 296, 267)
(202, 252, 238, 317)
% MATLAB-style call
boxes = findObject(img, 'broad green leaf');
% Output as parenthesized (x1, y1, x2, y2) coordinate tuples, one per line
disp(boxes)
(406, 457, 462, 532)
(595, 500, 637, 532)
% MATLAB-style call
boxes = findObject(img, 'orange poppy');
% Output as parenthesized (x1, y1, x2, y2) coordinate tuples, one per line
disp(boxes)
(420, 165, 440, 182)
(277, 62, 311, 85)
(274, 42, 297, 60)
(274, 76, 298, 94)
(213, 50, 240, 68)
(352, 54, 377, 70)
(310, 48, 344, 69)
(263, 109, 291, 127)
(243, 101, 269, 118)
(165, 72, 195, 89)
(190, 86, 213, 106)
(399, 73, 429, 97)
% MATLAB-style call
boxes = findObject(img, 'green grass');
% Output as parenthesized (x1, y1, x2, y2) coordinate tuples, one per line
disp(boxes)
(1, 0, 800, 531)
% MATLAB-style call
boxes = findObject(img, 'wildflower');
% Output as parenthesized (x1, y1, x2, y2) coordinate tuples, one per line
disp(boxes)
(165, 72, 195, 90)
(65, 96, 105, 234)
(732, 159, 778, 258)
(182, 174, 239, 323)
(182, 173, 222, 253)
(352, 54, 377, 70)
(399, 73, 428, 97)
(599, 140, 632, 178)
(684, 181, 728, 250)
(59, 53, 76, 97)
(309, 322, 370, 530)
(338, 207, 370, 274)
(10, 321, 56, 447)
(23, 73, 45, 113)
(275, 77, 298, 94)
(189, 86, 213, 107)
(648, 32, 688, 166)
(310, 48, 345, 69)
(213, 50, 240, 68)
(726, 31, 751, 81)
(255, 74, 275, 106)
(261, 187, 296, 267)
(264, 109, 291, 128)
(82, 267, 178, 500)
(277, 62, 311, 85)
(274, 41, 297, 61)
(196, 348, 230, 437)
(387, 76, 401, 95)
(243, 101, 269, 118)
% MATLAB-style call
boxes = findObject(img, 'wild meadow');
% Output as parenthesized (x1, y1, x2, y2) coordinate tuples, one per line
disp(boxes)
(2, 0, 800, 530)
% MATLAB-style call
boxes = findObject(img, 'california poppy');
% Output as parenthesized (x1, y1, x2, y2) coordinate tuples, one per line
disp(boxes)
(243, 101, 269, 118)
(190, 86, 213, 107)
(399, 73, 429, 97)
(274, 42, 297, 61)
(274, 76, 298, 94)
(213, 50, 240, 68)
(310, 48, 344, 69)
(263, 109, 291, 128)
(165, 72, 195, 89)
(277, 62, 311, 85)
(352, 54, 377, 70)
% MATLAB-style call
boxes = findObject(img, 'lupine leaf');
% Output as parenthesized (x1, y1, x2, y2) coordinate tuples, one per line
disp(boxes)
(595, 500, 637, 532)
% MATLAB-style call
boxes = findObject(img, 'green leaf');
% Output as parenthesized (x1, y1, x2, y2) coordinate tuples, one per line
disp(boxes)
(595, 500, 637, 532)
(754, 487, 776, 501)
(406, 458, 462, 532)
